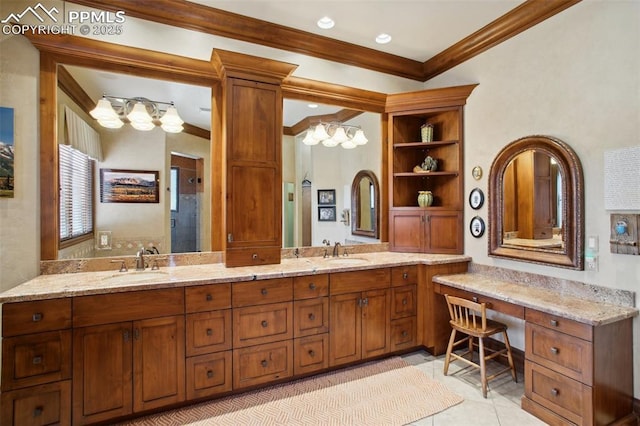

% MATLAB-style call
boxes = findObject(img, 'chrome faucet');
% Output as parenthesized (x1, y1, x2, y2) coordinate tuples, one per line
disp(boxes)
(136, 248, 146, 271)
(333, 242, 342, 257)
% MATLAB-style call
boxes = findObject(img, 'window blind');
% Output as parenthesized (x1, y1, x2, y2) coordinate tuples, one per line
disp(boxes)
(59, 144, 93, 241)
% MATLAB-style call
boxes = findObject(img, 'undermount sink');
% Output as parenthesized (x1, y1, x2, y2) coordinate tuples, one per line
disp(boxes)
(101, 270, 169, 284)
(325, 257, 369, 265)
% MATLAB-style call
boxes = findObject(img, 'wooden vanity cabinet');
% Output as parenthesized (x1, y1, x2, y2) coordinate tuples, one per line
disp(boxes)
(293, 275, 329, 375)
(390, 266, 418, 351)
(1, 299, 72, 426)
(522, 309, 635, 426)
(329, 269, 391, 367)
(72, 289, 185, 425)
(387, 85, 477, 254)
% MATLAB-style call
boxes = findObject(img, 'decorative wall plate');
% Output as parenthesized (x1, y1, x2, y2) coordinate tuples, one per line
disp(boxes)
(469, 188, 484, 210)
(470, 216, 485, 238)
(472, 166, 483, 180)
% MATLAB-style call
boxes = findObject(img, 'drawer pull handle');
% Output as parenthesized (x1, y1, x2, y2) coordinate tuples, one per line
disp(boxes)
(123, 330, 130, 342)
(206, 293, 213, 301)
(32, 313, 43, 322)
(402, 298, 408, 305)
(550, 388, 559, 397)
(308, 349, 315, 357)
(402, 330, 408, 337)
(550, 347, 559, 355)
(252, 253, 258, 260)
(403, 272, 408, 279)
(261, 320, 268, 328)
(308, 313, 315, 321)
(261, 359, 268, 367)
(550, 319, 559, 327)
(309, 283, 316, 290)
(33, 406, 44, 417)
(472, 296, 479, 303)
(207, 370, 214, 379)
(32, 356, 43, 365)
(206, 328, 213, 336)
(261, 288, 268, 295)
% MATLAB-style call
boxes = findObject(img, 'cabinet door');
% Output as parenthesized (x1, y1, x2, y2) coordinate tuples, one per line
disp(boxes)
(425, 210, 463, 254)
(133, 315, 185, 412)
(73, 322, 133, 425)
(389, 209, 424, 252)
(329, 293, 361, 367)
(361, 289, 390, 359)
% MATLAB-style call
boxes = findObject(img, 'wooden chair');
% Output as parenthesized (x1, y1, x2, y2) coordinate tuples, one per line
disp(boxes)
(443, 294, 517, 398)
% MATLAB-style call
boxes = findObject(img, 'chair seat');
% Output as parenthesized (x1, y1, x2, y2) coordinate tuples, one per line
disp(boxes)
(450, 317, 507, 338)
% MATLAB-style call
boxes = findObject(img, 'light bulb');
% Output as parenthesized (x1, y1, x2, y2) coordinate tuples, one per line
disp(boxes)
(127, 102, 153, 124)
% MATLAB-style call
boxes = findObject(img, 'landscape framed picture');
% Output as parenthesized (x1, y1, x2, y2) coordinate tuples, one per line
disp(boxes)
(318, 189, 335, 205)
(0, 106, 15, 198)
(100, 169, 159, 203)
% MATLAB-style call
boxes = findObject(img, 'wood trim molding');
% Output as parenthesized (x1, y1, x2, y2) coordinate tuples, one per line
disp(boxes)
(211, 49, 297, 84)
(68, 0, 580, 82)
(422, 0, 582, 80)
(386, 84, 479, 113)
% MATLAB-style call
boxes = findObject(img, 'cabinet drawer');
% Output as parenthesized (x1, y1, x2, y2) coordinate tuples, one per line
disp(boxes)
(186, 351, 232, 400)
(233, 302, 293, 348)
(2, 330, 72, 391)
(185, 283, 231, 313)
(438, 285, 524, 319)
(293, 274, 328, 299)
(294, 334, 329, 375)
(391, 285, 416, 319)
(232, 278, 293, 307)
(73, 288, 184, 327)
(391, 265, 418, 287)
(3, 299, 71, 337)
(294, 297, 329, 337)
(233, 340, 293, 389)
(525, 323, 593, 385)
(186, 310, 232, 357)
(391, 316, 417, 352)
(1, 380, 71, 426)
(525, 361, 592, 425)
(330, 268, 390, 295)
(525, 309, 592, 341)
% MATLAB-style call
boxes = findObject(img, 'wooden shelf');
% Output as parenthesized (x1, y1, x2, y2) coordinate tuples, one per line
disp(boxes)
(393, 140, 459, 149)
(393, 171, 459, 178)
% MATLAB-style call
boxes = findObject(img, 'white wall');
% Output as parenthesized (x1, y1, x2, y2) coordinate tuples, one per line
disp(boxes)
(424, 0, 640, 397)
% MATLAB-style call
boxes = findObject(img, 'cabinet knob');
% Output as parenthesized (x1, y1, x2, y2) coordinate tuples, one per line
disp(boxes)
(550, 347, 559, 355)
(261, 288, 268, 295)
(123, 330, 130, 342)
(402, 330, 408, 337)
(206, 293, 213, 301)
(32, 356, 43, 365)
(472, 296, 479, 303)
(32, 313, 43, 322)
(261, 320, 268, 328)
(206, 328, 213, 336)
(550, 388, 559, 397)
(309, 283, 316, 290)
(207, 370, 214, 379)
(261, 359, 268, 367)
(550, 319, 559, 327)
(403, 272, 408, 279)
(308, 313, 315, 321)
(252, 253, 258, 260)
(308, 349, 315, 357)
(33, 406, 44, 418)
(402, 298, 408, 305)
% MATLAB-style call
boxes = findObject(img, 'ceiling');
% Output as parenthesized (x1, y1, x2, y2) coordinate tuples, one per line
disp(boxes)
(64, 0, 547, 132)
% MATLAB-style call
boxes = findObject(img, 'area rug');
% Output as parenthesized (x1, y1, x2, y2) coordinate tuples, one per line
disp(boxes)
(119, 357, 463, 426)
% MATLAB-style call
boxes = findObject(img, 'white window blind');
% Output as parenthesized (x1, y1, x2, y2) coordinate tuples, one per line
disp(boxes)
(59, 144, 93, 241)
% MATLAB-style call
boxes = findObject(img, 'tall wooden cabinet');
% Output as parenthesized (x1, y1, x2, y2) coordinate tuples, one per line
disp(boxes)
(387, 85, 477, 254)
(211, 50, 297, 267)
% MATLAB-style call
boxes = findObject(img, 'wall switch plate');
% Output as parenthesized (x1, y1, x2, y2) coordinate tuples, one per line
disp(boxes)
(585, 255, 598, 271)
(587, 235, 599, 252)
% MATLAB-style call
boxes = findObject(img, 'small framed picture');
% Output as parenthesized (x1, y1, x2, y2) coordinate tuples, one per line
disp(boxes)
(318, 189, 336, 205)
(318, 206, 337, 221)
(470, 216, 486, 238)
(469, 188, 484, 210)
(100, 169, 159, 203)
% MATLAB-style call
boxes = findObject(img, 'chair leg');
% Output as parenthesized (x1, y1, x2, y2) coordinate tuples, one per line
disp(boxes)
(443, 329, 457, 375)
(503, 330, 517, 383)
(467, 335, 474, 362)
(478, 337, 488, 398)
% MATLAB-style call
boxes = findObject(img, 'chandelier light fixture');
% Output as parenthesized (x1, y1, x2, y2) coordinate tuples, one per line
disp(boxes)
(90, 95, 184, 133)
(302, 122, 368, 149)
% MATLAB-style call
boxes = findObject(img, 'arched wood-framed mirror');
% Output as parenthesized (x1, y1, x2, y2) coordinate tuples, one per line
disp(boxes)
(350, 170, 380, 238)
(489, 135, 584, 270)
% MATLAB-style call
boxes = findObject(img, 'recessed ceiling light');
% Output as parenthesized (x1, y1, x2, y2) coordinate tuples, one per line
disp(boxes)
(308, 103, 319, 109)
(317, 16, 335, 30)
(375, 33, 392, 44)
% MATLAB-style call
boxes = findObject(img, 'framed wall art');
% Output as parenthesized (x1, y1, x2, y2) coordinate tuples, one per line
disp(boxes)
(100, 169, 159, 203)
(318, 189, 336, 205)
(0, 106, 15, 198)
(318, 206, 337, 222)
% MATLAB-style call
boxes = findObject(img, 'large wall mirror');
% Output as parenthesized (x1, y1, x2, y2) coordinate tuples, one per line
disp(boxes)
(488, 135, 584, 269)
(351, 170, 380, 238)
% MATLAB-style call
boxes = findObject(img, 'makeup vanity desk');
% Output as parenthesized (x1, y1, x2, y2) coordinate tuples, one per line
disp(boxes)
(433, 268, 638, 426)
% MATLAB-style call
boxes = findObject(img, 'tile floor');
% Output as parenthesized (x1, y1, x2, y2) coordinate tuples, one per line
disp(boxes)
(401, 350, 547, 426)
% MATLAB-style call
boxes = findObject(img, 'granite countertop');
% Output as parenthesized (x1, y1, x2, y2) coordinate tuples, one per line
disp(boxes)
(0, 252, 470, 303)
(433, 270, 638, 326)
